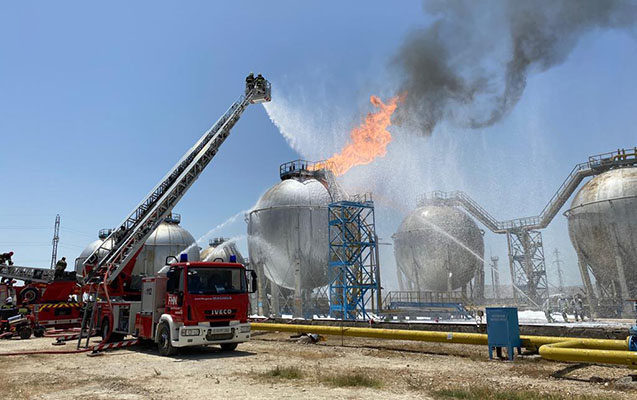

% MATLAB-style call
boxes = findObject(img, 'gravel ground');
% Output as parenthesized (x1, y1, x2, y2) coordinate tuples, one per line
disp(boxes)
(0, 332, 636, 399)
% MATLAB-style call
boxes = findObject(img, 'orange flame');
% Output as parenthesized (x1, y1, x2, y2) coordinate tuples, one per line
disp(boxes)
(326, 94, 401, 176)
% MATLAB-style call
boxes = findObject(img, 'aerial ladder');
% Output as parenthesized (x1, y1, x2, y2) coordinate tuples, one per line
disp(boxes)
(0, 264, 80, 334)
(77, 75, 271, 348)
(0, 265, 58, 284)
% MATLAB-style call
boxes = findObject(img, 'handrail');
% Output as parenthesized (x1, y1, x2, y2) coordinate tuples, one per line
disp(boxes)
(418, 147, 637, 233)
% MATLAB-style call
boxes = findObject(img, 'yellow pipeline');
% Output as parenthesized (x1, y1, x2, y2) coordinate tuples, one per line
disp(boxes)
(539, 339, 637, 368)
(520, 335, 628, 351)
(251, 322, 489, 345)
(250, 322, 635, 367)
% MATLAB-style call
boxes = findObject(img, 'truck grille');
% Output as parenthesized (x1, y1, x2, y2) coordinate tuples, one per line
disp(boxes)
(206, 332, 234, 341)
(209, 321, 230, 327)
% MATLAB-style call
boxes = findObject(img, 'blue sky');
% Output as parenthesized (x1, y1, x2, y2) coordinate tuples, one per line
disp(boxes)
(1, 2, 636, 291)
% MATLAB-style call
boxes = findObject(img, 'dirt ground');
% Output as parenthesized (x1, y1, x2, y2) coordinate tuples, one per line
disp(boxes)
(0, 331, 636, 400)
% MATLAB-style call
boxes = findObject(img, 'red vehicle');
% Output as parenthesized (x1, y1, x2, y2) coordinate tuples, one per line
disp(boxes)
(0, 268, 81, 337)
(95, 259, 256, 355)
(0, 309, 33, 340)
(76, 74, 270, 355)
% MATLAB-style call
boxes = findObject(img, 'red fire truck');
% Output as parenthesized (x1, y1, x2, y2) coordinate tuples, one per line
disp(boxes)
(0, 266, 81, 337)
(98, 260, 256, 355)
(76, 74, 270, 355)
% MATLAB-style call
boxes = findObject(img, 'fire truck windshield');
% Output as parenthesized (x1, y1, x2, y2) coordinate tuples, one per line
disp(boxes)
(187, 267, 246, 295)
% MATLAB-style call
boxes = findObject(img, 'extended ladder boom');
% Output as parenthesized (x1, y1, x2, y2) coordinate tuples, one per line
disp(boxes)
(0, 265, 55, 283)
(82, 76, 271, 285)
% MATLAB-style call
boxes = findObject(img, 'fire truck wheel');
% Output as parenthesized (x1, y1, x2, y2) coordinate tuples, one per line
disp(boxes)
(157, 322, 177, 356)
(34, 327, 45, 337)
(101, 318, 124, 343)
(19, 326, 32, 340)
(19, 288, 40, 305)
(220, 343, 238, 351)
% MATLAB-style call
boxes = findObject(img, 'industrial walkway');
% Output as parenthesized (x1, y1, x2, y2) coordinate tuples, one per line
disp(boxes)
(420, 148, 637, 233)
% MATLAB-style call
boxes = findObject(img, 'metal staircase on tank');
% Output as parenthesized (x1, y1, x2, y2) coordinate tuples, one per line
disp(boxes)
(328, 193, 380, 320)
(264, 160, 351, 318)
(76, 76, 271, 349)
(419, 147, 637, 307)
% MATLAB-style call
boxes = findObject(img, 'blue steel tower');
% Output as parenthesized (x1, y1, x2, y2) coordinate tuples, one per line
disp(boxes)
(328, 194, 380, 320)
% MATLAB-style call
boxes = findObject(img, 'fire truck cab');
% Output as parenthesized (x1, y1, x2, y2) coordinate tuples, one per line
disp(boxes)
(101, 259, 256, 356)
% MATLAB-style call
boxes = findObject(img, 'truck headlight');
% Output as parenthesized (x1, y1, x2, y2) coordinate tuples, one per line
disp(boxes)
(182, 328, 201, 336)
(240, 325, 251, 333)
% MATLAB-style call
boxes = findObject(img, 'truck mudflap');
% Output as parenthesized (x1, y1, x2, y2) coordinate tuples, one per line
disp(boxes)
(172, 323, 251, 348)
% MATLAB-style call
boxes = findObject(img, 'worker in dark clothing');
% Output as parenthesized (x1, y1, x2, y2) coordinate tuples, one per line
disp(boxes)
(572, 295, 584, 322)
(54, 257, 67, 279)
(245, 72, 255, 93)
(114, 226, 126, 245)
(0, 252, 14, 265)
(0, 297, 17, 334)
(1, 297, 13, 308)
(18, 300, 30, 316)
(0, 277, 15, 286)
(255, 74, 265, 88)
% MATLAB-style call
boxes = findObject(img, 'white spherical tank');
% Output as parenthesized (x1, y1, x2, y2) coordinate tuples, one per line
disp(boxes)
(248, 177, 330, 290)
(74, 231, 114, 276)
(200, 237, 226, 261)
(200, 245, 216, 262)
(567, 167, 637, 297)
(75, 216, 200, 278)
(134, 218, 200, 277)
(201, 240, 246, 265)
(392, 204, 484, 291)
(75, 240, 102, 275)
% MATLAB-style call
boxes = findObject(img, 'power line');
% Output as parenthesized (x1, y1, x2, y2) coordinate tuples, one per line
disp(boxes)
(0, 243, 51, 247)
(60, 227, 95, 236)
(0, 226, 50, 230)
(553, 248, 565, 292)
(59, 229, 95, 239)
(58, 243, 85, 249)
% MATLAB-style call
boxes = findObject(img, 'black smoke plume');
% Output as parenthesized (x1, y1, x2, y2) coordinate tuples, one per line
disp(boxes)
(393, 0, 637, 135)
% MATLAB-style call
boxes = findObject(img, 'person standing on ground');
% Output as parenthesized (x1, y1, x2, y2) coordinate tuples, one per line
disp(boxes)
(573, 295, 584, 322)
(543, 298, 554, 323)
(476, 309, 484, 325)
(558, 296, 569, 322)
(54, 257, 67, 279)
(0, 297, 17, 334)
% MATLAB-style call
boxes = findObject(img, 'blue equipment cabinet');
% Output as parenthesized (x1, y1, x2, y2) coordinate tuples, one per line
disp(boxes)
(486, 307, 521, 360)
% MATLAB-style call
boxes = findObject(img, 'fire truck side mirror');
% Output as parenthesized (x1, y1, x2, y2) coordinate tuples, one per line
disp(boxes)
(165, 256, 178, 265)
(248, 270, 257, 294)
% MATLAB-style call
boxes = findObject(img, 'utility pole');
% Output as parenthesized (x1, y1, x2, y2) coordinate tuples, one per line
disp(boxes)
(50, 214, 60, 269)
(553, 248, 564, 293)
(490, 256, 500, 299)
